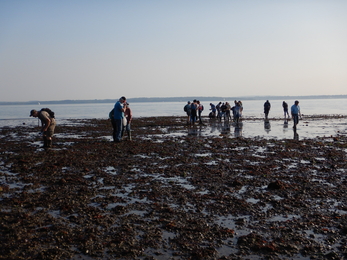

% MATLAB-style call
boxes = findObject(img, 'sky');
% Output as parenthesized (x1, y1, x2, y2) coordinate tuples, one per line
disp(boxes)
(1, 0, 347, 102)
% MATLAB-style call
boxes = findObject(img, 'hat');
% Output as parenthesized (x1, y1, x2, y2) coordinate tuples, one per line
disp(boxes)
(121, 96, 126, 100)
(30, 109, 37, 117)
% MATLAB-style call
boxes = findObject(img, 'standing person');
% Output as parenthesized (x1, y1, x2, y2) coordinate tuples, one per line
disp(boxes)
(264, 100, 271, 119)
(184, 101, 191, 124)
(225, 102, 231, 121)
(190, 100, 198, 125)
(113, 96, 127, 143)
(232, 100, 237, 120)
(209, 103, 216, 118)
(291, 100, 301, 128)
(216, 102, 222, 120)
(233, 102, 241, 124)
(122, 102, 133, 140)
(238, 100, 243, 117)
(197, 100, 204, 124)
(30, 108, 56, 148)
(220, 103, 227, 121)
(282, 101, 289, 118)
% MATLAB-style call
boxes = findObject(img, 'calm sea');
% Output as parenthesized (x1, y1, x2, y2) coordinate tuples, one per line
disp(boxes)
(1, 98, 347, 127)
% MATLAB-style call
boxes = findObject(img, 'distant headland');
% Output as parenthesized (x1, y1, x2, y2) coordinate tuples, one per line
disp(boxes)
(1, 95, 347, 106)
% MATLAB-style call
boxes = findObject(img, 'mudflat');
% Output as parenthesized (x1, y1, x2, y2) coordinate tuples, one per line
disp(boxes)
(1, 116, 347, 259)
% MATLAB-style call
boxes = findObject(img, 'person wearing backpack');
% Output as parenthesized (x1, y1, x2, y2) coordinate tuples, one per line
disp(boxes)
(30, 108, 56, 148)
(190, 100, 198, 125)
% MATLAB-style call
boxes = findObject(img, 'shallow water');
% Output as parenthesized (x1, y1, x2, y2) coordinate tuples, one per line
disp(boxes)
(1, 116, 346, 141)
(2, 97, 347, 121)
(140, 117, 347, 140)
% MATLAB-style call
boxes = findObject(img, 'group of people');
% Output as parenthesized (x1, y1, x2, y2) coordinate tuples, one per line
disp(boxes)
(184, 100, 204, 125)
(109, 96, 132, 143)
(209, 100, 243, 123)
(29, 97, 302, 148)
(29, 96, 133, 148)
(264, 100, 301, 128)
(184, 99, 244, 125)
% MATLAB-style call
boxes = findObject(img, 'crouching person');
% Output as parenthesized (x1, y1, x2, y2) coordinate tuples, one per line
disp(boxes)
(30, 109, 56, 148)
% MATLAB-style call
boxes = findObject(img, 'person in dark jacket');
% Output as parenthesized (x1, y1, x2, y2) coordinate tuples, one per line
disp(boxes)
(282, 101, 289, 118)
(264, 100, 271, 119)
(30, 109, 56, 148)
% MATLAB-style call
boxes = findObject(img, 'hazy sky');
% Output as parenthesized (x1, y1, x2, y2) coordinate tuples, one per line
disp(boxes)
(1, 0, 346, 102)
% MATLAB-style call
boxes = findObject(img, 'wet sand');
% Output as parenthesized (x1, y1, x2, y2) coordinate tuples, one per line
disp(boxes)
(1, 116, 347, 259)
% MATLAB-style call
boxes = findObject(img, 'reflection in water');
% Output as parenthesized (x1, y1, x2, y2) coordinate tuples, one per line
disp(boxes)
(234, 122, 243, 137)
(221, 122, 231, 135)
(293, 127, 299, 140)
(264, 119, 271, 133)
(283, 120, 289, 133)
(210, 118, 219, 133)
(188, 127, 198, 136)
(283, 120, 288, 128)
(188, 125, 202, 136)
(210, 118, 227, 134)
(207, 119, 243, 138)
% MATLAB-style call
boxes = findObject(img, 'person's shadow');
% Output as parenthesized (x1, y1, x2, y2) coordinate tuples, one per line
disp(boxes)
(264, 119, 271, 134)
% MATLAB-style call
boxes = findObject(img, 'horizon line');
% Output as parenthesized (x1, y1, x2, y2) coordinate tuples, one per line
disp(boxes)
(1, 94, 347, 104)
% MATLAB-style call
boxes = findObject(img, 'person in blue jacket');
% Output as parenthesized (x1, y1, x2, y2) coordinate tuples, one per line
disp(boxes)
(291, 100, 301, 128)
(209, 103, 216, 118)
(112, 96, 127, 142)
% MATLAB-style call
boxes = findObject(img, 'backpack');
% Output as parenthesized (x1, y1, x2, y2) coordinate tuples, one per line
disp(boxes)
(40, 108, 55, 118)
(109, 108, 114, 119)
(184, 105, 188, 112)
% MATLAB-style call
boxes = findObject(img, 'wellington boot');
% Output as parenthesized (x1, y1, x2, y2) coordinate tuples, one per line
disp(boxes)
(42, 137, 48, 148)
(47, 140, 52, 148)
(127, 131, 132, 141)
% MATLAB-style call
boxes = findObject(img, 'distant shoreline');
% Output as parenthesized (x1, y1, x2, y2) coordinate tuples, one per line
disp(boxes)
(1, 95, 347, 106)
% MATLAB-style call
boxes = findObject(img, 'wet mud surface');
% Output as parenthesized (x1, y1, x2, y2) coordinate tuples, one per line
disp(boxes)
(1, 116, 347, 259)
